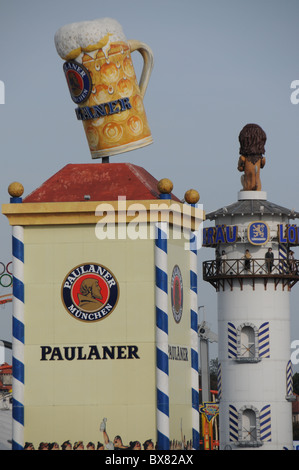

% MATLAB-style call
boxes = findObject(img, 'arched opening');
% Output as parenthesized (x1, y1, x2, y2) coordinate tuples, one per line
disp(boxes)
(241, 408, 257, 443)
(240, 326, 255, 358)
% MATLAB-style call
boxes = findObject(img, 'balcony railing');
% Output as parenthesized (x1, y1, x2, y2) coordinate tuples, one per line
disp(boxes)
(202, 258, 299, 291)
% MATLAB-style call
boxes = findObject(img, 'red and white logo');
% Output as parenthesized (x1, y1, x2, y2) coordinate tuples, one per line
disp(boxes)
(171, 265, 183, 323)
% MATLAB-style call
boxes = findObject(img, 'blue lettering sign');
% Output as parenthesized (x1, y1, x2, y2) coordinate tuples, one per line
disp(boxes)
(203, 225, 238, 246)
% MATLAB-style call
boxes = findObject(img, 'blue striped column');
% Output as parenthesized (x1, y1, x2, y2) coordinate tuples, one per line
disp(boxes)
(155, 219, 169, 450)
(11, 220, 25, 449)
(258, 322, 270, 358)
(217, 363, 222, 401)
(279, 243, 288, 273)
(286, 360, 293, 397)
(189, 232, 200, 449)
(227, 322, 237, 358)
(260, 405, 271, 442)
(229, 405, 239, 442)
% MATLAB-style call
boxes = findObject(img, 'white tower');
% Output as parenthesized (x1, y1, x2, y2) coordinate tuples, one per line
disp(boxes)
(203, 188, 298, 450)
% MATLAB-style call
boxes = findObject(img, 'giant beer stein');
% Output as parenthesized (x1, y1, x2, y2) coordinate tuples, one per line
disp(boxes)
(55, 18, 153, 159)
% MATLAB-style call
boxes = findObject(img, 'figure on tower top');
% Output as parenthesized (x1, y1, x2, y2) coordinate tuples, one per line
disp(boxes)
(237, 123, 267, 191)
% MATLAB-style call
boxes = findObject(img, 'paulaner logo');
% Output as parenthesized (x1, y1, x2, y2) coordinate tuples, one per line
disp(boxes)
(61, 263, 119, 322)
(0, 81, 5, 104)
(63, 61, 92, 104)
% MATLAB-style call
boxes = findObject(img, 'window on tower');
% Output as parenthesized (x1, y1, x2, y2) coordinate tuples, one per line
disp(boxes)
(228, 321, 270, 362)
(240, 326, 255, 358)
(237, 406, 263, 447)
(241, 409, 257, 443)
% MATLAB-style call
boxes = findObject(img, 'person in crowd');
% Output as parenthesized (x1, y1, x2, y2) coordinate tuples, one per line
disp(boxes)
(49, 442, 59, 450)
(128, 440, 142, 450)
(243, 249, 252, 271)
(220, 250, 227, 273)
(86, 441, 95, 450)
(38, 442, 49, 450)
(265, 247, 274, 273)
(143, 439, 154, 450)
(24, 442, 35, 450)
(61, 440, 72, 450)
(215, 249, 221, 274)
(73, 441, 84, 450)
(99, 417, 129, 450)
(288, 249, 296, 273)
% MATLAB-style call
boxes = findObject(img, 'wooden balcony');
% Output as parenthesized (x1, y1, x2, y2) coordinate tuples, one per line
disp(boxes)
(202, 258, 299, 291)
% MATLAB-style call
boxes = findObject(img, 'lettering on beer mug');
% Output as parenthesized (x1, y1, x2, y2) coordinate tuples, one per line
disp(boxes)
(75, 97, 132, 120)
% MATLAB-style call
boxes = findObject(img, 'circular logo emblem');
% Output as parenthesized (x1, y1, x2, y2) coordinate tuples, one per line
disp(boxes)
(171, 265, 183, 323)
(61, 263, 119, 322)
(247, 221, 270, 245)
(63, 61, 92, 104)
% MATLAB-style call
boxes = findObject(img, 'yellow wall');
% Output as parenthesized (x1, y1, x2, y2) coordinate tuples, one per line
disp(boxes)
(23, 224, 157, 448)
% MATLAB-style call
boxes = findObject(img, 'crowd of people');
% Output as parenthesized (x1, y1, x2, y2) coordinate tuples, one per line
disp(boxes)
(215, 247, 297, 275)
(24, 438, 155, 450)
(23, 437, 192, 450)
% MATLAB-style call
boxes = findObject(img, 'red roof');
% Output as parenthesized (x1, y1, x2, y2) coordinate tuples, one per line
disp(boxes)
(23, 163, 178, 203)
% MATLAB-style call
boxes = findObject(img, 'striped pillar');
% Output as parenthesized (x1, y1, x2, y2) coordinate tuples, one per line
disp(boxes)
(227, 322, 237, 358)
(258, 322, 270, 358)
(228, 404, 239, 442)
(286, 360, 293, 397)
(12, 224, 24, 450)
(9, 190, 25, 451)
(217, 363, 222, 401)
(279, 243, 288, 273)
(260, 405, 271, 442)
(155, 220, 169, 450)
(189, 232, 200, 449)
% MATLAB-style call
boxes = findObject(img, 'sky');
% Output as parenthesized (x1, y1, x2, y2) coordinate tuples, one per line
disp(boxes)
(0, 0, 299, 369)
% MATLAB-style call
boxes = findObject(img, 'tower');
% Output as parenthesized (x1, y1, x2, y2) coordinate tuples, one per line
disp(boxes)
(203, 124, 298, 449)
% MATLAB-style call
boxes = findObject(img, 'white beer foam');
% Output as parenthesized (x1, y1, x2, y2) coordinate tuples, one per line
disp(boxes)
(54, 17, 126, 60)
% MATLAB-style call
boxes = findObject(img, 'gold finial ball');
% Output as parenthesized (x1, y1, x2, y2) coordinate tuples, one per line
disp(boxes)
(184, 189, 200, 204)
(157, 178, 173, 194)
(8, 182, 24, 198)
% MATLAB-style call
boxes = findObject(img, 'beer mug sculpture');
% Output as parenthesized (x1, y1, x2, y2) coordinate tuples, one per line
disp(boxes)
(55, 18, 154, 159)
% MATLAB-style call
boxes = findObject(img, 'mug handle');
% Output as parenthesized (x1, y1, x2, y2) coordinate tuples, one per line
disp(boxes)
(127, 40, 154, 98)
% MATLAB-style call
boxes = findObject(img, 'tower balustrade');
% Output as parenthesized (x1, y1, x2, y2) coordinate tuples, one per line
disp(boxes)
(203, 257, 299, 291)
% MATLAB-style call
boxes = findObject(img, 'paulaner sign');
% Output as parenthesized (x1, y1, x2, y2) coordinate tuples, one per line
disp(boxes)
(203, 225, 238, 246)
(40, 344, 140, 361)
(168, 345, 188, 362)
(61, 263, 119, 322)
